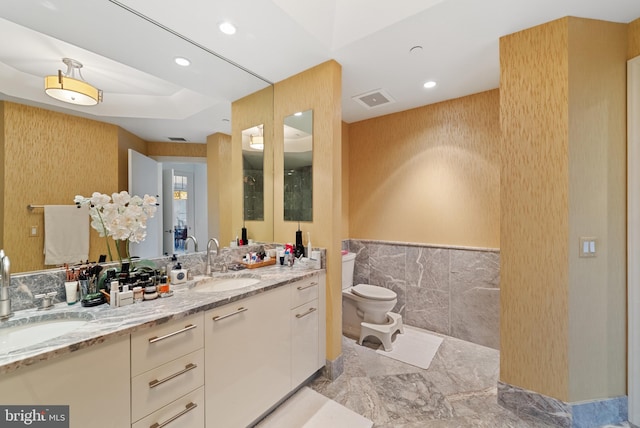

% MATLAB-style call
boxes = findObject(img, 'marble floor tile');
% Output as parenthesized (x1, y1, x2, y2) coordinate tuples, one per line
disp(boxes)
(308, 332, 586, 428)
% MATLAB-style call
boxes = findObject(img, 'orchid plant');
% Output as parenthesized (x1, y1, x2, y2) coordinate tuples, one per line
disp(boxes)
(74, 191, 158, 264)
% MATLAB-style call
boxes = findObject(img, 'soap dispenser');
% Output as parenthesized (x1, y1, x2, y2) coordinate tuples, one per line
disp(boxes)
(171, 262, 187, 284)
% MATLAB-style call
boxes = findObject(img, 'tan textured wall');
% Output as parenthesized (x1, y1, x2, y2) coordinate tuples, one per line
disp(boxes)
(500, 17, 627, 403)
(146, 141, 207, 158)
(231, 86, 274, 244)
(500, 18, 570, 401)
(630, 17, 640, 59)
(349, 90, 500, 249)
(207, 133, 232, 245)
(342, 122, 350, 239)
(274, 61, 343, 360)
(2, 102, 119, 272)
(117, 128, 147, 191)
(567, 18, 627, 401)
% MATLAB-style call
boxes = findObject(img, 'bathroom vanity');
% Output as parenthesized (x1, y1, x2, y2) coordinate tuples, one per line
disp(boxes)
(0, 267, 326, 428)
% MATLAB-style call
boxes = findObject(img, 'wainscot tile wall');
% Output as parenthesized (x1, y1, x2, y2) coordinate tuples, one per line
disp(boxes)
(344, 239, 500, 350)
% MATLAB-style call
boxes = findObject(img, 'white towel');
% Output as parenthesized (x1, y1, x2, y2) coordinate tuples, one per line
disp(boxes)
(44, 205, 90, 266)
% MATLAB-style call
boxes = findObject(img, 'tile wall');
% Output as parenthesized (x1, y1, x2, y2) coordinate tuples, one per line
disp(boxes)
(345, 239, 500, 350)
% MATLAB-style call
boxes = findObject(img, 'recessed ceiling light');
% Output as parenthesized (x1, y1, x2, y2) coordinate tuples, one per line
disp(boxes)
(174, 57, 191, 67)
(423, 81, 437, 89)
(219, 21, 236, 35)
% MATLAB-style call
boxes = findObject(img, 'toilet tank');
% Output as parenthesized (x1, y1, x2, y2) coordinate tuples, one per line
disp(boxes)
(341, 252, 357, 290)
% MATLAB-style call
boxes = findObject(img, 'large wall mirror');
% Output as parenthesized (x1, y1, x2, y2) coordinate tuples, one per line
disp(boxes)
(0, 1, 273, 272)
(242, 125, 265, 221)
(283, 110, 313, 222)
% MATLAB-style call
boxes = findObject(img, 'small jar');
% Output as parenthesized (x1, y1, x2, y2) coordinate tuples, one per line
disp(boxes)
(144, 285, 158, 300)
(133, 286, 143, 303)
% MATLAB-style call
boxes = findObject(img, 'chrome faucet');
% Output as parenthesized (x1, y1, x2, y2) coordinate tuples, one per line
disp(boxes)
(206, 238, 220, 275)
(0, 250, 12, 320)
(185, 235, 199, 253)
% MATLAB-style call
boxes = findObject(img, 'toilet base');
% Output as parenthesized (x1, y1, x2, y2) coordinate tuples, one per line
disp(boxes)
(358, 312, 404, 352)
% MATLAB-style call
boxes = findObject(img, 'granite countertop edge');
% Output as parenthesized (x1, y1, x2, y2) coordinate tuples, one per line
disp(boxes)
(0, 266, 324, 375)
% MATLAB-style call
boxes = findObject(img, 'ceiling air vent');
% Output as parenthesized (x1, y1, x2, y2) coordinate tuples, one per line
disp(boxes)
(352, 89, 395, 110)
(168, 137, 188, 142)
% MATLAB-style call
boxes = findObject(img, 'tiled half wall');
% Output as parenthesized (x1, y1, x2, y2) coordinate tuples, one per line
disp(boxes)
(344, 239, 500, 350)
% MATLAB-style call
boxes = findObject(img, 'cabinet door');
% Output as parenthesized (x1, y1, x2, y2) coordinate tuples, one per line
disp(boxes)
(291, 299, 319, 387)
(205, 286, 290, 428)
(0, 335, 130, 428)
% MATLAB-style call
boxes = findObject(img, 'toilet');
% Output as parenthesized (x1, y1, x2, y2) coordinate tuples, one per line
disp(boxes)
(342, 252, 404, 351)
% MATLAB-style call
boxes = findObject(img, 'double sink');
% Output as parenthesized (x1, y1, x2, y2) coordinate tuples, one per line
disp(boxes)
(0, 275, 262, 357)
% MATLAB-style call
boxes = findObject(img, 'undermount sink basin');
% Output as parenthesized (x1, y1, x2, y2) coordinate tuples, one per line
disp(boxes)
(0, 318, 89, 355)
(193, 277, 261, 293)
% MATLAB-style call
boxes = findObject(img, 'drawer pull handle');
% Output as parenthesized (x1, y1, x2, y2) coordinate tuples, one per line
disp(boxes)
(149, 402, 198, 428)
(148, 324, 197, 344)
(212, 307, 248, 321)
(149, 363, 197, 388)
(296, 307, 317, 319)
(297, 282, 317, 291)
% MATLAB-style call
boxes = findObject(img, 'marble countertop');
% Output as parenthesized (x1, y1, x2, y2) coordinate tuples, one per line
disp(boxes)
(0, 264, 323, 375)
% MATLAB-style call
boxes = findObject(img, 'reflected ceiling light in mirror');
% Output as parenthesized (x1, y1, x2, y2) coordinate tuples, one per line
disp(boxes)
(250, 125, 264, 150)
(174, 57, 191, 66)
(423, 80, 437, 89)
(44, 58, 103, 106)
(294, 112, 302, 116)
(219, 21, 237, 35)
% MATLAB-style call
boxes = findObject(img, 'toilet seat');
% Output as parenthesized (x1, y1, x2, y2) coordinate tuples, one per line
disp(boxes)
(352, 284, 396, 301)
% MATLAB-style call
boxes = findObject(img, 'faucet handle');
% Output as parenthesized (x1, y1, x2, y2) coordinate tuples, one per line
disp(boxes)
(34, 291, 57, 310)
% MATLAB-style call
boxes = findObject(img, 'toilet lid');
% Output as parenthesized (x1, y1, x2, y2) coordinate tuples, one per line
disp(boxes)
(351, 284, 396, 301)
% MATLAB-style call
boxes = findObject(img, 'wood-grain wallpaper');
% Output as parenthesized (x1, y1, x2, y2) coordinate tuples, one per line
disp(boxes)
(2, 102, 119, 272)
(348, 89, 500, 249)
(630, 17, 640, 59)
(500, 17, 627, 403)
(500, 18, 570, 401)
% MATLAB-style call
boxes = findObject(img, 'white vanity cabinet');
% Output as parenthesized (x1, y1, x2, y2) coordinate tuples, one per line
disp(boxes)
(0, 335, 131, 428)
(204, 285, 291, 428)
(130, 312, 205, 428)
(291, 271, 326, 388)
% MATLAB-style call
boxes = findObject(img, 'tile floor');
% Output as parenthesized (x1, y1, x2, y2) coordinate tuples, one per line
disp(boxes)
(309, 332, 630, 428)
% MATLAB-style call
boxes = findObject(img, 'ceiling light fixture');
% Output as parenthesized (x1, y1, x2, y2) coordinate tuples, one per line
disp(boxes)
(174, 57, 191, 67)
(44, 58, 102, 106)
(250, 125, 264, 150)
(219, 21, 236, 35)
(423, 80, 437, 89)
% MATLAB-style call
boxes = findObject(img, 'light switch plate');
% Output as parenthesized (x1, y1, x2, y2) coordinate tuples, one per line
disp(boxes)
(29, 225, 39, 237)
(579, 237, 597, 258)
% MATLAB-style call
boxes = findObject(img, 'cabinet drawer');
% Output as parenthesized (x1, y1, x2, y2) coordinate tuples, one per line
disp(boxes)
(290, 274, 319, 308)
(291, 300, 320, 387)
(132, 349, 204, 422)
(132, 386, 205, 428)
(131, 312, 204, 376)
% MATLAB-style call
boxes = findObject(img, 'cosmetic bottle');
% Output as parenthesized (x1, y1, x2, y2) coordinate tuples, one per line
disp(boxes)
(110, 280, 120, 308)
(295, 230, 304, 258)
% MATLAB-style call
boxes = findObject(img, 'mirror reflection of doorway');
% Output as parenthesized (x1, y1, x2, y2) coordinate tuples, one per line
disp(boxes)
(172, 172, 194, 252)
(161, 162, 208, 256)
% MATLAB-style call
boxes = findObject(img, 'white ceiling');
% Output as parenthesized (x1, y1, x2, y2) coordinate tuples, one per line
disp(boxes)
(0, 0, 639, 143)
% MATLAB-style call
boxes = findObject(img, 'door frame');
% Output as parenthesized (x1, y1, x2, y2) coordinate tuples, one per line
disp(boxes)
(628, 55, 640, 425)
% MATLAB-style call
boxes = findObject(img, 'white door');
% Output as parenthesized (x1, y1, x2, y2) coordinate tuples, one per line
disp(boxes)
(128, 149, 163, 259)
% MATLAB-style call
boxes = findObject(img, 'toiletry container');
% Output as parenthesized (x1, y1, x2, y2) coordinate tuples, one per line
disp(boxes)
(171, 262, 188, 284)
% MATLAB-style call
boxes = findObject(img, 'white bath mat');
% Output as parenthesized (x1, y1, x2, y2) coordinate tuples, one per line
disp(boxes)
(375, 326, 443, 369)
(256, 387, 373, 428)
